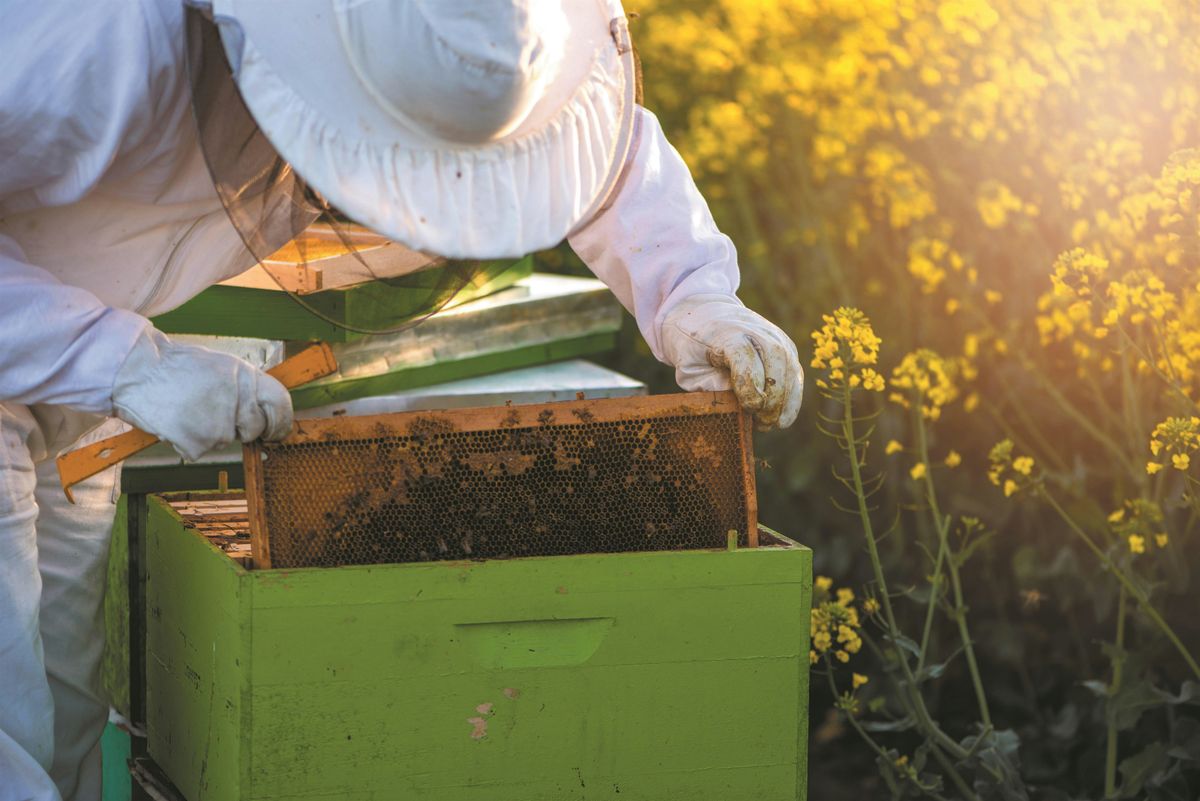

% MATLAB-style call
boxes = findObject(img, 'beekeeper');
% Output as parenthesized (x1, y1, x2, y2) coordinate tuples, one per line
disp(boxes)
(0, 1, 803, 798)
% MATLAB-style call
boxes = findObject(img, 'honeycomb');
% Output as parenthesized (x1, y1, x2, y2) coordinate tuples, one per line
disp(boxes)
(244, 392, 756, 569)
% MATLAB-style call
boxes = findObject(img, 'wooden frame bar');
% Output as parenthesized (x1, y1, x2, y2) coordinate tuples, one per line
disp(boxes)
(244, 391, 757, 569)
(282, 389, 741, 442)
(737, 409, 760, 548)
(243, 447, 272, 570)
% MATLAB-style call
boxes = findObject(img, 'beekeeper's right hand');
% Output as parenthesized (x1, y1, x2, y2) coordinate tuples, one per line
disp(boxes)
(112, 328, 293, 461)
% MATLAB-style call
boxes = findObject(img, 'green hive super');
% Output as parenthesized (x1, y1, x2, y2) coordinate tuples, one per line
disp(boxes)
(138, 393, 812, 801)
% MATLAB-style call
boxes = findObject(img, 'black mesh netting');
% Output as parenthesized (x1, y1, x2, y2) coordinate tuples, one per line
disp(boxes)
(185, 5, 480, 335)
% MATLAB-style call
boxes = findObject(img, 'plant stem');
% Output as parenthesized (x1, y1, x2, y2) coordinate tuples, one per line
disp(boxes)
(1039, 487, 1200, 680)
(823, 665, 968, 801)
(1104, 584, 1127, 800)
(916, 516, 949, 675)
(948, 562, 992, 727)
(929, 743, 985, 801)
(914, 406, 992, 727)
(840, 386, 973, 761)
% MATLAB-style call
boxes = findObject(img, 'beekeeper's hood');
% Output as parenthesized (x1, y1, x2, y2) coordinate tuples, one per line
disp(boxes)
(185, 0, 637, 261)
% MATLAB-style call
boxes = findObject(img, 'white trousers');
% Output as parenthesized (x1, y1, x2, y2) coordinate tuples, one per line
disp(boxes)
(0, 403, 122, 801)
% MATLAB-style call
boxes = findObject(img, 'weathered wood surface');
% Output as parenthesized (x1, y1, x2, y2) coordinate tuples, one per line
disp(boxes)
(289, 273, 623, 409)
(223, 224, 445, 295)
(287, 390, 741, 442)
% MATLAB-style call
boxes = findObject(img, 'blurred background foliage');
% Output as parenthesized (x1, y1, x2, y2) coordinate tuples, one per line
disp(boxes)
(540, 0, 1200, 797)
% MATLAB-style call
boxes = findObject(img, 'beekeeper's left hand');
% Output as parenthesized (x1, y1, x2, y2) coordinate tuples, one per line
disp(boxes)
(661, 294, 803, 431)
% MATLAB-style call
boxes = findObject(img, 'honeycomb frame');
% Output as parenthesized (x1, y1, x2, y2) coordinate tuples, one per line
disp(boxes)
(243, 391, 757, 569)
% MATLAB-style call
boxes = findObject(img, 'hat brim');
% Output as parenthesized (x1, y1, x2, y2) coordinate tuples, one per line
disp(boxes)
(210, 0, 636, 259)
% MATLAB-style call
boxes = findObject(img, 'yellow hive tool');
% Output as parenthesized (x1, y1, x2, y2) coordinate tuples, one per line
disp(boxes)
(56, 342, 338, 502)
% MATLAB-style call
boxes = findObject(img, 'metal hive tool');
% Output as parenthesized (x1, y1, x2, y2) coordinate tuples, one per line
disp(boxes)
(243, 391, 758, 569)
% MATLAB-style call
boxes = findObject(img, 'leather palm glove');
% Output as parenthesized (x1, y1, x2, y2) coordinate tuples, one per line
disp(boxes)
(661, 295, 804, 430)
(112, 328, 293, 461)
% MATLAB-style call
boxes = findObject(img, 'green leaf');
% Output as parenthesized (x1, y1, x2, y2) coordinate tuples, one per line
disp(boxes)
(1167, 716, 1200, 763)
(1156, 681, 1200, 707)
(1145, 761, 1191, 801)
(1047, 703, 1080, 740)
(1119, 742, 1170, 799)
(874, 752, 904, 797)
(953, 529, 997, 567)
(884, 633, 922, 659)
(916, 661, 948, 682)
(1112, 678, 1169, 731)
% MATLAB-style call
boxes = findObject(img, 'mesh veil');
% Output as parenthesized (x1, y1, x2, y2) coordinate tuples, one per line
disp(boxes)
(184, 6, 480, 336)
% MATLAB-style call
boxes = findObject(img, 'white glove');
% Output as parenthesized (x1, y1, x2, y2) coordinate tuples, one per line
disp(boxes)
(111, 328, 293, 461)
(661, 295, 803, 430)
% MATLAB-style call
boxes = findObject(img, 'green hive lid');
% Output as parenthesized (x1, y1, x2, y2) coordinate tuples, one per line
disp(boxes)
(152, 256, 533, 343)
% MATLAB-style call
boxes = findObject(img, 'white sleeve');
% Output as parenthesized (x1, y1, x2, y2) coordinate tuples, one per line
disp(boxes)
(567, 106, 742, 362)
(0, 234, 150, 413)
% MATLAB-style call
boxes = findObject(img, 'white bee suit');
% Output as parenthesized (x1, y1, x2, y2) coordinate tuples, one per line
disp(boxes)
(0, 1, 800, 799)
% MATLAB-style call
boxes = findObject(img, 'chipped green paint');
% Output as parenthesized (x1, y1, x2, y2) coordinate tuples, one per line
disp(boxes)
(101, 494, 130, 717)
(145, 494, 812, 801)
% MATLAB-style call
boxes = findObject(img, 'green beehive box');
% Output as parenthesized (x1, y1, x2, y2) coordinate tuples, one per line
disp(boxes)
(144, 494, 812, 801)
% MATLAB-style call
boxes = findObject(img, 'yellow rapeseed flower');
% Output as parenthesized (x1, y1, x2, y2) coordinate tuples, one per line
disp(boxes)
(810, 308, 886, 395)
(1051, 248, 1110, 300)
(906, 236, 965, 294)
(1104, 270, 1176, 326)
(977, 181, 1024, 228)
(1149, 417, 1200, 473)
(989, 439, 1036, 497)
(852, 673, 870, 689)
(891, 349, 960, 420)
(810, 588, 864, 667)
(885, 439, 904, 455)
(1109, 500, 1166, 557)
(910, 462, 928, 480)
(944, 450, 963, 468)
(861, 369, 886, 391)
(987, 439, 1014, 485)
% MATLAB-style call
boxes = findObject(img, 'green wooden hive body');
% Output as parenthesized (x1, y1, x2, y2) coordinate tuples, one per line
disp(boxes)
(144, 495, 812, 801)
